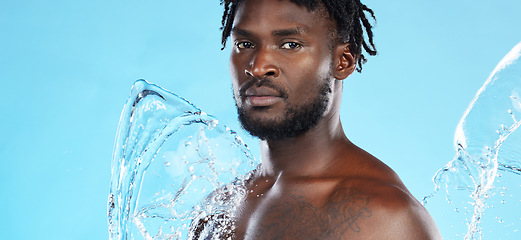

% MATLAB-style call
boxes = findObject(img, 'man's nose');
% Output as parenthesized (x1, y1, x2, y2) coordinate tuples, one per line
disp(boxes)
(246, 47, 280, 79)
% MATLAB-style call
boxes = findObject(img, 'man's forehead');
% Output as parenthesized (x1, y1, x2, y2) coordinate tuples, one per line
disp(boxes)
(236, 0, 329, 19)
(232, 0, 330, 34)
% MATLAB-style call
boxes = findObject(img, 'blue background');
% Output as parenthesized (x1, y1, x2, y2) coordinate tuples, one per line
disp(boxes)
(1, 0, 520, 239)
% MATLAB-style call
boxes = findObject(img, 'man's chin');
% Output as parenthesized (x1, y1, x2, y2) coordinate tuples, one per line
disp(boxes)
(238, 113, 284, 140)
(236, 94, 328, 140)
(238, 108, 284, 126)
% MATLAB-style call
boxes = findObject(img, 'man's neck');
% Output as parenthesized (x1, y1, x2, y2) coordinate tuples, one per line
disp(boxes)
(258, 116, 356, 179)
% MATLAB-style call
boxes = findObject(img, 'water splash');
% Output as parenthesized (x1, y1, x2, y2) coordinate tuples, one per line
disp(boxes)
(108, 80, 258, 239)
(424, 42, 521, 239)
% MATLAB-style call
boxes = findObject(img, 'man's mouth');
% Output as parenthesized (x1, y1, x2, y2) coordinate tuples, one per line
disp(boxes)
(245, 95, 284, 107)
(242, 87, 285, 107)
(238, 77, 289, 107)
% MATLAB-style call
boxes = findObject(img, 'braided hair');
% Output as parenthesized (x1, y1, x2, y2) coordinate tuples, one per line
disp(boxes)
(220, 0, 377, 72)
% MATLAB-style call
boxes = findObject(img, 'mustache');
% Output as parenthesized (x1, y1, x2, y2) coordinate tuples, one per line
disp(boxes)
(239, 78, 289, 99)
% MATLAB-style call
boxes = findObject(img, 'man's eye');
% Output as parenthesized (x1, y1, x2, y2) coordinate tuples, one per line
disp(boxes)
(236, 42, 254, 49)
(281, 42, 301, 50)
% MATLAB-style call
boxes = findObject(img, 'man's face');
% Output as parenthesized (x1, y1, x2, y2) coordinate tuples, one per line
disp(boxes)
(230, 0, 336, 140)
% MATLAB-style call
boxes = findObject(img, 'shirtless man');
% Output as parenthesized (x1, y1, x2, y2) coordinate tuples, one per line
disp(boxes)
(192, 0, 442, 239)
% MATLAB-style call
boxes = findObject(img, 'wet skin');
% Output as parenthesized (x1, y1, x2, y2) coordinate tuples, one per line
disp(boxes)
(219, 0, 443, 239)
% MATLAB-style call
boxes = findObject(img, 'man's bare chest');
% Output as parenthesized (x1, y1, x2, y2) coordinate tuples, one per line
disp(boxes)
(233, 182, 373, 240)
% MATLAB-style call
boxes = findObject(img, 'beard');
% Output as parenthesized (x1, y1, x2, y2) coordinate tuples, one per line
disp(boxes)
(236, 78, 332, 141)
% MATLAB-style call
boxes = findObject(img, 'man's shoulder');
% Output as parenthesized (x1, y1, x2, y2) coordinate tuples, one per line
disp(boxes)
(323, 177, 442, 239)
(332, 176, 413, 207)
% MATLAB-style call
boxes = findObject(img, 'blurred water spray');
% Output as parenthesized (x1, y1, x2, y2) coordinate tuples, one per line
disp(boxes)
(108, 80, 258, 239)
(424, 42, 521, 239)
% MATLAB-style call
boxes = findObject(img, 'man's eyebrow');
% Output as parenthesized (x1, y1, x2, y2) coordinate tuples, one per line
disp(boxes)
(272, 27, 306, 37)
(231, 27, 307, 38)
(231, 27, 253, 37)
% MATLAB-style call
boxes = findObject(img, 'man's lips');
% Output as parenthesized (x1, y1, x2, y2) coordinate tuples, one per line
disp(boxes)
(242, 87, 285, 107)
(245, 95, 284, 107)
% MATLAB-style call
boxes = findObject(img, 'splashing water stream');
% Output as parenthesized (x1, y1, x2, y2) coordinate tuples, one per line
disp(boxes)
(108, 80, 258, 239)
(424, 41, 521, 239)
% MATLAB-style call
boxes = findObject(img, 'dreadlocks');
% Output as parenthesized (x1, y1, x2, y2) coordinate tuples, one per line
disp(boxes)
(220, 0, 377, 72)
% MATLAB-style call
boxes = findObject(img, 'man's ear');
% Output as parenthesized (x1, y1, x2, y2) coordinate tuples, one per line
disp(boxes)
(333, 43, 357, 80)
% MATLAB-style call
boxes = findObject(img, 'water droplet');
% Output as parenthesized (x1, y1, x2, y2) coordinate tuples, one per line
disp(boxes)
(208, 120, 218, 130)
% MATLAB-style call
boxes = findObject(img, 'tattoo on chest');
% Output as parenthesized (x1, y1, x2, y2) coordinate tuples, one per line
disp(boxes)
(252, 190, 372, 239)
